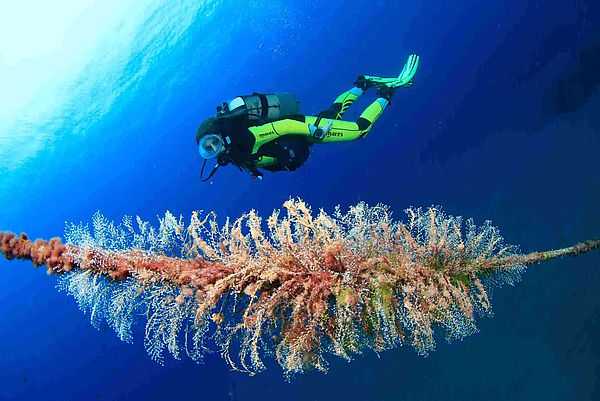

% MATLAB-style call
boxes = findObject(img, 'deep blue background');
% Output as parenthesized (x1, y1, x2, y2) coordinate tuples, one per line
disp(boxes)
(1, 1, 599, 400)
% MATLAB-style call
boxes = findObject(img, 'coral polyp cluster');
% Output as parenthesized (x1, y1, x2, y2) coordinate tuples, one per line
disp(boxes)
(1, 199, 598, 377)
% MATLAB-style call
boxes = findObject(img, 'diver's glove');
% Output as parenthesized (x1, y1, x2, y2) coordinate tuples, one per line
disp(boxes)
(310, 119, 333, 139)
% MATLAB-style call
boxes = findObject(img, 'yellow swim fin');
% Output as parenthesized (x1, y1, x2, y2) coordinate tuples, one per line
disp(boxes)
(363, 54, 420, 88)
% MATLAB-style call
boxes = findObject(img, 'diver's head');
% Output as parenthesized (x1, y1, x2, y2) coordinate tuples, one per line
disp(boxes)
(198, 133, 224, 159)
(196, 117, 218, 144)
(196, 117, 224, 159)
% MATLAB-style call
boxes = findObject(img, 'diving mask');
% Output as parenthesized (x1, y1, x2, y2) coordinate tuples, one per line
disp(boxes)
(198, 134, 224, 159)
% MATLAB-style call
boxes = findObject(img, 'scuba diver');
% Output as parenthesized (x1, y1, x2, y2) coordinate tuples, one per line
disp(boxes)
(196, 54, 419, 181)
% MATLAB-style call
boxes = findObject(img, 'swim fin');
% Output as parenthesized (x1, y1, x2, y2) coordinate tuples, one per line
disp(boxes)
(363, 54, 420, 89)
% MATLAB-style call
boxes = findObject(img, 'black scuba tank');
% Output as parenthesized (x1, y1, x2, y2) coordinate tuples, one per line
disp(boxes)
(217, 92, 300, 123)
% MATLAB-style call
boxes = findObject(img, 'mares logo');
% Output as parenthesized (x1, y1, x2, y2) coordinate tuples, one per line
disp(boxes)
(326, 131, 343, 137)
(259, 131, 275, 138)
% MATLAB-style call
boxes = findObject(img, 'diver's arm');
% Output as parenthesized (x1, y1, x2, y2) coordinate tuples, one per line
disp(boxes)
(265, 119, 313, 136)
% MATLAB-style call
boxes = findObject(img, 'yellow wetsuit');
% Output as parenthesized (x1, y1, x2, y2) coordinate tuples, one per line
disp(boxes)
(247, 87, 390, 169)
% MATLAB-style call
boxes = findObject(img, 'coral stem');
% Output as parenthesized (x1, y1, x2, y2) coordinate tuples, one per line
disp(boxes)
(481, 239, 600, 271)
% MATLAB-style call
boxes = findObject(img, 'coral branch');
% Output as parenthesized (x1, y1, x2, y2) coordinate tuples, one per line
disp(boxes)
(0, 231, 230, 284)
(1, 201, 598, 377)
(0, 232, 73, 274)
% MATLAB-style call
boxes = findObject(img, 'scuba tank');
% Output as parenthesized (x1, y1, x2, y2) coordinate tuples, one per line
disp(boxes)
(216, 92, 300, 123)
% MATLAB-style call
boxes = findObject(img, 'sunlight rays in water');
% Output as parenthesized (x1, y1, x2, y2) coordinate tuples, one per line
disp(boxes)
(0, 0, 208, 170)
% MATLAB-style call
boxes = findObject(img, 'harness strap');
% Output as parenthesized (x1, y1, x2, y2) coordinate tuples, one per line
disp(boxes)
(258, 94, 270, 120)
(314, 111, 325, 127)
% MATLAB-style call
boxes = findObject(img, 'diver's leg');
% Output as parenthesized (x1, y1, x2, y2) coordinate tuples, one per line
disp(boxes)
(328, 86, 365, 120)
(305, 96, 390, 143)
(352, 96, 390, 139)
(326, 73, 383, 120)
(325, 54, 419, 120)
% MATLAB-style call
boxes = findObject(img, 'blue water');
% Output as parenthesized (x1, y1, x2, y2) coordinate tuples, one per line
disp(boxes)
(1, 1, 599, 400)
